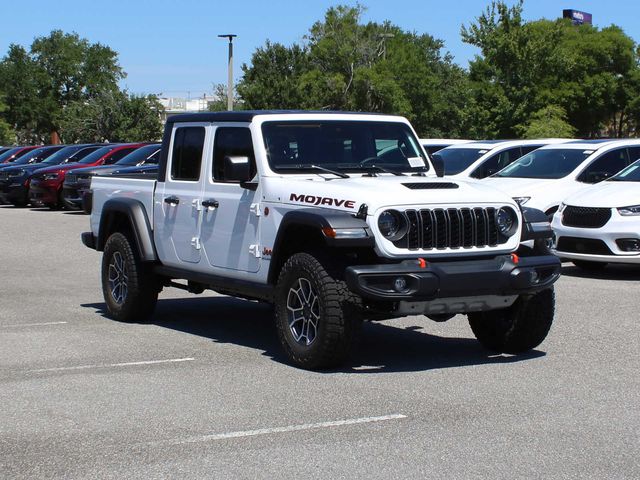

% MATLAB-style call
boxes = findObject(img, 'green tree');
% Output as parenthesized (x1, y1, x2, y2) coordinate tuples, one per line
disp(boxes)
(60, 91, 162, 143)
(0, 30, 124, 143)
(517, 105, 576, 138)
(0, 95, 15, 144)
(238, 5, 468, 136)
(461, 1, 640, 138)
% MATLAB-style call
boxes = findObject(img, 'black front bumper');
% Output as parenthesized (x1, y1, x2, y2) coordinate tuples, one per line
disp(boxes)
(345, 254, 560, 301)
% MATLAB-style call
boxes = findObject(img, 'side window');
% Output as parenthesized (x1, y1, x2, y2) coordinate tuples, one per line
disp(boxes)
(146, 149, 161, 164)
(579, 148, 629, 183)
(171, 127, 205, 181)
(213, 127, 256, 182)
(107, 147, 137, 164)
(627, 146, 640, 164)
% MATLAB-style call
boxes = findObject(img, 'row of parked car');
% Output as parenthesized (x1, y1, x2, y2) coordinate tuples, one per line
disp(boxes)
(422, 138, 640, 271)
(0, 143, 160, 210)
(1, 135, 637, 272)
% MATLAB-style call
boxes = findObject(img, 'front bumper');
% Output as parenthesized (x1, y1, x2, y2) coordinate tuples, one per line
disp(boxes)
(552, 210, 640, 264)
(0, 181, 28, 204)
(62, 186, 84, 210)
(345, 254, 560, 304)
(29, 181, 60, 206)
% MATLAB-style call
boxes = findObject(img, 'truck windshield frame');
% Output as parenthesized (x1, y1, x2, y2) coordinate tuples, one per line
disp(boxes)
(261, 120, 429, 174)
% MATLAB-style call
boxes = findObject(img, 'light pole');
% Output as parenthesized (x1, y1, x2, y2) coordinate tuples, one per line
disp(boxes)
(218, 34, 237, 111)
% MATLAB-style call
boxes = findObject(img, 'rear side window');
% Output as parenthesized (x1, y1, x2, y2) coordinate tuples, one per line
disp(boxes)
(106, 147, 137, 164)
(171, 127, 205, 181)
(627, 146, 640, 163)
(471, 147, 523, 179)
(578, 148, 630, 183)
(213, 127, 256, 182)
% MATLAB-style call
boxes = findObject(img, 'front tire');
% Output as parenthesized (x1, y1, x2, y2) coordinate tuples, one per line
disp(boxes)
(101, 232, 159, 322)
(274, 252, 361, 370)
(468, 288, 555, 354)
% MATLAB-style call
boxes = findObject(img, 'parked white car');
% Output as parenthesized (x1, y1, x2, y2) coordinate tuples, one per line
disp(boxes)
(432, 139, 569, 179)
(551, 160, 640, 269)
(483, 139, 640, 217)
(419, 138, 469, 155)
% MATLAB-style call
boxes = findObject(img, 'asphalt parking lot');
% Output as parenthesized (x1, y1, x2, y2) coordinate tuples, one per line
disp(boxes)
(0, 206, 638, 479)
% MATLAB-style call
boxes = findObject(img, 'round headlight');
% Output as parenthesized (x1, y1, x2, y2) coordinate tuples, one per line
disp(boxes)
(378, 210, 407, 241)
(496, 207, 517, 236)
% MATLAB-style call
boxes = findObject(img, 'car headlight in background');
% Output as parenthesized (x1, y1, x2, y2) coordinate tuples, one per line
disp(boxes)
(617, 204, 640, 216)
(496, 207, 518, 237)
(378, 210, 408, 241)
(513, 196, 530, 206)
(43, 173, 60, 180)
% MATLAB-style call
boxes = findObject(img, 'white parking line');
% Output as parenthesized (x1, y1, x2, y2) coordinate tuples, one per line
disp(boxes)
(155, 413, 408, 446)
(29, 357, 195, 373)
(3, 321, 68, 327)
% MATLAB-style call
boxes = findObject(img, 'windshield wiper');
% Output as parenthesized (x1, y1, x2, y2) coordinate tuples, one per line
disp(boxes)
(305, 164, 350, 179)
(360, 164, 406, 176)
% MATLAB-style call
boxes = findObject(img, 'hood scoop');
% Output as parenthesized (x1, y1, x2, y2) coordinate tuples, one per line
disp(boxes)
(402, 182, 459, 190)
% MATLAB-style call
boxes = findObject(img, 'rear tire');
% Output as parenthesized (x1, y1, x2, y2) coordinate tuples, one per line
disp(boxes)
(572, 260, 607, 271)
(468, 288, 555, 354)
(101, 232, 159, 322)
(274, 252, 361, 370)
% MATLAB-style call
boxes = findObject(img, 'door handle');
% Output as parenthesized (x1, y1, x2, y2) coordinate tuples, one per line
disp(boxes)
(164, 195, 180, 206)
(202, 199, 219, 209)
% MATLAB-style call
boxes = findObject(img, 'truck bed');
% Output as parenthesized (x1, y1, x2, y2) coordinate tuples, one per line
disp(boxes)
(90, 176, 156, 236)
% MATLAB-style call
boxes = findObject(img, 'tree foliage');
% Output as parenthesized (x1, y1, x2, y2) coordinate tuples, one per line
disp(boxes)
(0, 30, 131, 143)
(60, 92, 163, 143)
(238, 5, 468, 136)
(461, 1, 640, 138)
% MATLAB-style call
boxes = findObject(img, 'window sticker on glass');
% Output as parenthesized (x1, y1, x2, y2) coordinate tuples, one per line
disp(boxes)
(478, 150, 489, 154)
(583, 150, 595, 154)
(407, 156, 425, 168)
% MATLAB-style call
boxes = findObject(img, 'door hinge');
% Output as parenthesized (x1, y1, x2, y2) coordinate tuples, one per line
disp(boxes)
(192, 199, 202, 211)
(191, 237, 201, 250)
(250, 203, 261, 216)
(249, 244, 261, 258)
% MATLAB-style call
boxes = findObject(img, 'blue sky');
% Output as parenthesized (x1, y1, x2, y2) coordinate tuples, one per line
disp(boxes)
(2, 1, 639, 98)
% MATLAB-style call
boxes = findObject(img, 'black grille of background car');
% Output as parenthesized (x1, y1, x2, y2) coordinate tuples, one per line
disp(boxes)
(394, 207, 499, 250)
(0, 172, 8, 181)
(65, 174, 77, 183)
(402, 182, 459, 190)
(562, 206, 612, 228)
(556, 236, 613, 255)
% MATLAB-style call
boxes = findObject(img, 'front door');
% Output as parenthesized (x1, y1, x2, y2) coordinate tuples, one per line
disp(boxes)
(154, 125, 207, 266)
(200, 126, 261, 273)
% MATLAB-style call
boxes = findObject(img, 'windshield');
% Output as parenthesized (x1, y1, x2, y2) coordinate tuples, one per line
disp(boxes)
(40, 145, 86, 165)
(494, 148, 590, 179)
(262, 121, 428, 174)
(9, 146, 59, 165)
(432, 148, 487, 175)
(115, 145, 161, 166)
(0, 147, 30, 163)
(78, 146, 116, 164)
(609, 159, 640, 182)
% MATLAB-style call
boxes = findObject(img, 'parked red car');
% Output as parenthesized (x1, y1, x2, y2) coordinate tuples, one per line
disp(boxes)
(29, 143, 145, 209)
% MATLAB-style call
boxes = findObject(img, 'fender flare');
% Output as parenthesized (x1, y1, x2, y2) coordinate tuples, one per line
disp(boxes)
(267, 208, 374, 284)
(96, 198, 158, 261)
(520, 206, 553, 242)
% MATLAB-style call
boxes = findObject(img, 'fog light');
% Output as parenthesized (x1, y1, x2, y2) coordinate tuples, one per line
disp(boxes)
(393, 277, 408, 292)
(616, 238, 640, 252)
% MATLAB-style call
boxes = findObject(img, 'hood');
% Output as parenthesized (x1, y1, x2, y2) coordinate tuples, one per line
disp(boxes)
(563, 181, 640, 208)
(34, 161, 100, 175)
(263, 174, 518, 214)
(68, 164, 118, 176)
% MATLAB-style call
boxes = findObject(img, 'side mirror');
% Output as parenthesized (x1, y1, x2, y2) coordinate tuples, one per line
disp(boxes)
(223, 155, 253, 183)
(431, 155, 445, 177)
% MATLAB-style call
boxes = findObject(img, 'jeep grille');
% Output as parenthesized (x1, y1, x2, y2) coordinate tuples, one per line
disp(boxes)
(394, 207, 500, 250)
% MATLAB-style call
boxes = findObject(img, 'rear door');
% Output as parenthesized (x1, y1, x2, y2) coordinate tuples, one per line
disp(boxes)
(154, 124, 208, 266)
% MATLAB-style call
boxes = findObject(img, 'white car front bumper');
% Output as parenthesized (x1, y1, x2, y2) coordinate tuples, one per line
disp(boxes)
(551, 209, 640, 264)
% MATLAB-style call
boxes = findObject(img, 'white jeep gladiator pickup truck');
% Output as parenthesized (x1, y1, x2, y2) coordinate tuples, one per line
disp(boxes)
(82, 111, 560, 369)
